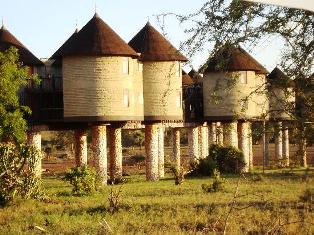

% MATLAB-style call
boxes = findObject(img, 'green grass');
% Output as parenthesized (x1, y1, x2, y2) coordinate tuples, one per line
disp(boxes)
(0, 169, 313, 234)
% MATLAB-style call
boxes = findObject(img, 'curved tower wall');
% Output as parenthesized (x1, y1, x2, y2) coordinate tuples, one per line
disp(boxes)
(269, 86, 295, 120)
(203, 71, 258, 120)
(143, 61, 183, 121)
(63, 56, 143, 121)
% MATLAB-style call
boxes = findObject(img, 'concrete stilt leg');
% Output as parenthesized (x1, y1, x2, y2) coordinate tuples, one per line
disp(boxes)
(92, 125, 107, 185)
(223, 122, 238, 148)
(239, 122, 250, 172)
(274, 122, 283, 164)
(158, 125, 165, 178)
(74, 129, 88, 167)
(200, 126, 209, 158)
(282, 123, 290, 166)
(264, 122, 270, 167)
(249, 124, 253, 170)
(27, 131, 42, 177)
(108, 127, 122, 181)
(216, 122, 224, 145)
(145, 124, 159, 181)
(208, 122, 217, 146)
(172, 128, 181, 169)
(188, 127, 199, 161)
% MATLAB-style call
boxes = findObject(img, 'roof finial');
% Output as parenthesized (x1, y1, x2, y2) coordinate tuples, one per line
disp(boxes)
(94, 1, 99, 18)
(1, 17, 5, 29)
(75, 19, 79, 33)
(146, 16, 151, 26)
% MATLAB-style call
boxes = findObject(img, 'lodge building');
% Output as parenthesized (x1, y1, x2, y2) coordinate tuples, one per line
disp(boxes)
(0, 13, 295, 182)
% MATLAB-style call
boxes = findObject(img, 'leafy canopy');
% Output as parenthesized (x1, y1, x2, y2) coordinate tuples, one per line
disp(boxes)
(0, 47, 36, 142)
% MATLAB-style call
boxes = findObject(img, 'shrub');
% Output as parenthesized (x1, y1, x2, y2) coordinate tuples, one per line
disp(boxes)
(63, 166, 100, 195)
(201, 169, 225, 193)
(299, 188, 314, 203)
(189, 144, 245, 176)
(108, 187, 123, 213)
(0, 143, 43, 206)
(170, 166, 186, 185)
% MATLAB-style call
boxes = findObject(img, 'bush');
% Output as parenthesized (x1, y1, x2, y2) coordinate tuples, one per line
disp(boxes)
(0, 143, 43, 206)
(189, 144, 246, 176)
(63, 166, 100, 195)
(299, 188, 314, 203)
(170, 166, 186, 185)
(201, 169, 225, 193)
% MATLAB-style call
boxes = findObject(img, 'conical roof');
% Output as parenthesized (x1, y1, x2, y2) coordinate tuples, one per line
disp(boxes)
(58, 14, 138, 58)
(182, 70, 194, 86)
(51, 29, 78, 59)
(188, 68, 203, 84)
(128, 22, 187, 62)
(267, 67, 294, 87)
(0, 25, 43, 66)
(204, 45, 268, 74)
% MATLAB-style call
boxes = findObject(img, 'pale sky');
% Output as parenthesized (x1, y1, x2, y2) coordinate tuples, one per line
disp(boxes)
(0, 0, 288, 72)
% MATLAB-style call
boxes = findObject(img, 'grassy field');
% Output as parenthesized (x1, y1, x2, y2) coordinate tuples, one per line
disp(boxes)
(0, 168, 313, 234)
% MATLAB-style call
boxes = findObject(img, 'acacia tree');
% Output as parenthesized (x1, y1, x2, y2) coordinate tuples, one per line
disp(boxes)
(0, 47, 35, 143)
(161, 0, 313, 166)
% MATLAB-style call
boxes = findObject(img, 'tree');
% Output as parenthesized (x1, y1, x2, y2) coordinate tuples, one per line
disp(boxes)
(0, 47, 36, 143)
(161, 0, 313, 166)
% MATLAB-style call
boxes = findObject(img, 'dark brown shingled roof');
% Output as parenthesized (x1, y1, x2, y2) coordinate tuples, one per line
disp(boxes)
(128, 22, 187, 62)
(59, 14, 138, 58)
(204, 45, 268, 74)
(188, 69, 203, 84)
(267, 67, 294, 87)
(0, 25, 43, 66)
(51, 29, 78, 59)
(182, 70, 194, 86)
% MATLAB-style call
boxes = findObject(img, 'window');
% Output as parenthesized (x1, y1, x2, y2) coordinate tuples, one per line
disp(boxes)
(138, 63, 143, 73)
(138, 92, 143, 105)
(240, 72, 247, 84)
(176, 91, 182, 108)
(123, 89, 130, 107)
(122, 57, 129, 74)
(176, 62, 181, 77)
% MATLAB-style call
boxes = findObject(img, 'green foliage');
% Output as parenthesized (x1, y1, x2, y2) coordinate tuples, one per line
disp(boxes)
(201, 169, 226, 193)
(63, 166, 100, 195)
(122, 130, 144, 148)
(190, 144, 245, 176)
(0, 143, 43, 206)
(0, 47, 38, 143)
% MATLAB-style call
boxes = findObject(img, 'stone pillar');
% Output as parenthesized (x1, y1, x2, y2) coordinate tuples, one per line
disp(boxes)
(249, 125, 253, 169)
(199, 126, 209, 158)
(208, 122, 217, 146)
(108, 127, 123, 181)
(216, 122, 224, 145)
(223, 122, 238, 148)
(274, 122, 283, 163)
(27, 131, 42, 177)
(92, 125, 107, 185)
(239, 122, 250, 172)
(158, 125, 165, 178)
(282, 123, 290, 166)
(264, 122, 270, 167)
(145, 124, 159, 181)
(172, 128, 181, 169)
(74, 129, 88, 167)
(188, 127, 199, 160)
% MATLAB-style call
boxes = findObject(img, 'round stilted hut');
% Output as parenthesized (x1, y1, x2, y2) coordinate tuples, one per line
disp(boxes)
(129, 22, 187, 180)
(202, 45, 269, 171)
(53, 13, 144, 183)
(267, 67, 295, 166)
